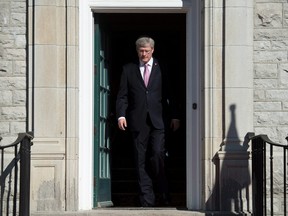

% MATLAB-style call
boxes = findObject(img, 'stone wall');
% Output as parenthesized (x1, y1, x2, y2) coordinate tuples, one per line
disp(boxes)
(254, 0, 288, 144)
(0, 0, 27, 144)
(254, 0, 288, 214)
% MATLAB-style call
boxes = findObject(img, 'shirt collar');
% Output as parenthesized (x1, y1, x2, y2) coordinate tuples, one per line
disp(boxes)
(140, 57, 153, 67)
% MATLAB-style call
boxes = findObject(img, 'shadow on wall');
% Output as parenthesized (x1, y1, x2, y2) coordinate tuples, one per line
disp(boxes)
(205, 104, 251, 214)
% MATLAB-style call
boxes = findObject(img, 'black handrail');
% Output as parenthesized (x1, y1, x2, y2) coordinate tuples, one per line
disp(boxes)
(0, 132, 33, 216)
(250, 134, 288, 216)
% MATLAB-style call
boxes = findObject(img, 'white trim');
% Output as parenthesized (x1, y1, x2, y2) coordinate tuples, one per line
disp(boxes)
(186, 1, 202, 210)
(88, 0, 187, 9)
(79, 0, 202, 210)
(79, 0, 94, 210)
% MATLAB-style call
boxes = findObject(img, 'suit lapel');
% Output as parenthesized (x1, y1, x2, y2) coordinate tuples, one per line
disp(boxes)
(147, 60, 159, 88)
(134, 63, 145, 87)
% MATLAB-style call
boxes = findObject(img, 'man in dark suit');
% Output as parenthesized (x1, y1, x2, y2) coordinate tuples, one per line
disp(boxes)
(116, 36, 180, 207)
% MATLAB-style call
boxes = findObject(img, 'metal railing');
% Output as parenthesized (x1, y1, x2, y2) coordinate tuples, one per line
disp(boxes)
(0, 132, 33, 216)
(250, 134, 288, 216)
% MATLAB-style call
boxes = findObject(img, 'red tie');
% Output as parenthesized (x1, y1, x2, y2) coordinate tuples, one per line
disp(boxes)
(144, 64, 150, 87)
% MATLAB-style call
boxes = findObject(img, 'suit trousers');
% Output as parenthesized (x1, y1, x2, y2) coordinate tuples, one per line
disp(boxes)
(131, 114, 168, 206)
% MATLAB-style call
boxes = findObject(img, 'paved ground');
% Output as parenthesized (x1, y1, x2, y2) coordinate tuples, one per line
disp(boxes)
(31, 208, 251, 216)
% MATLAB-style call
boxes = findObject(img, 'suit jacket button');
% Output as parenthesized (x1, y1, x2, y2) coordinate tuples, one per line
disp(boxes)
(146, 91, 148, 94)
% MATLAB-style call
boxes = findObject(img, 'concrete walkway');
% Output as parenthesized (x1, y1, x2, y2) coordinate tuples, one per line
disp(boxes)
(31, 208, 251, 216)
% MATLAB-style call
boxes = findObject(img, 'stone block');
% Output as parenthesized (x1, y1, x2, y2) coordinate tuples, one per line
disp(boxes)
(275, 126, 288, 143)
(278, 63, 288, 88)
(0, 3, 10, 26)
(0, 136, 17, 146)
(282, 101, 288, 110)
(254, 63, 277, 78)
(254, 40, 271, 50)
(34, 88, 65, 137)
(32, 138, 65, 154)
(225, 46, 253, 88)
(217, 151, 252, 212)
(225, 89, 254, 136)
(254, 111, 288, 126)
(254, 102, 282, 111)
(67, 0, 77, 7)
(15, 35, 26, 48)
(283, 3, 288, 27)
(254, 51, 287, 62)
(35, 5, 65, 45)
(254, 126, 278, 140)
(0, 60, 12, 75)
(0, 45, 3, 58)
(204, 88, 224, 137)
(0, 107, 26, 120)
(207, 0, 253, 8)
(271, 40, 288, 50)
(0, 38, 14, 48)
(0, 77, 26, 90)
(11, 13, 26, 26)
(11, 2, 26, 13)
(34, 0, 65, 6)
(205, 47, 223, 88)
(0, 122, 9, 134)
(67, 6, 78, 46)
(0, 90, 12, 106)
(66, 88, 78, 137)
(256, 0, 286, 2)
(210, 8, 223, 46)
(34, 45, 65, 88)
(31, 158, 65, 211)
(5, 48, 26, 60)
(226, 0, 254, 7)
(67, 46, 77, 87)
(254, 89, 265, 100)
(13, 90, 26, 105)
(13, 60, 26, 75)
(254, 29, 288, 41)
(226, 7, 253, 46)
(255, 3, 282, 27)
(1, 26, 26, 36)
(207, 46, 223, 88)
(254, 79, 278, 89)
(266, 90, 288, 100)
(10, 121, 26, 133)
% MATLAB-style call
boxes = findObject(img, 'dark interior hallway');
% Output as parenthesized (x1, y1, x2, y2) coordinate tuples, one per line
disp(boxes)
(95, 13, 187, 207)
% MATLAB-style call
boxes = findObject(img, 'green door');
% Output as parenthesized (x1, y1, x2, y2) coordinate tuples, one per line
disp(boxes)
(94, 15, 113, 207)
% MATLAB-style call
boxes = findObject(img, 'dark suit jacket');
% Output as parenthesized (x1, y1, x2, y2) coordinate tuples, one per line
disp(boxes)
(116, 59, 178, 131)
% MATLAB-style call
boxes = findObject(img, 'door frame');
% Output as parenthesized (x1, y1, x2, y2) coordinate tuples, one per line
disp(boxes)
(79, 0, 202, 210)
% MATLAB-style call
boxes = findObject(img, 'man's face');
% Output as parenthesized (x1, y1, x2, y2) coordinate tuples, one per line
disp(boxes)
(137, 44, 154, 63)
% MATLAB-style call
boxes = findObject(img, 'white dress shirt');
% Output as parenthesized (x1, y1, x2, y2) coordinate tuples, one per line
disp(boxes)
(139, 57, 153, 80)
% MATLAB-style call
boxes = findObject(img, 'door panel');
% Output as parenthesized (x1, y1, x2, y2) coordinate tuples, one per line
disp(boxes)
(94, 15, 113, 207)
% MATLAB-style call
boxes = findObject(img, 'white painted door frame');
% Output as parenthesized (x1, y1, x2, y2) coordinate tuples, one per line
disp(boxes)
(79, 0, 202, 210)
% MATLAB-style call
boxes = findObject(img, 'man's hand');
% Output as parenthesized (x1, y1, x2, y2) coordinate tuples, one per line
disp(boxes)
(118, 118, 127, 130)
(170, 119, 180, 132)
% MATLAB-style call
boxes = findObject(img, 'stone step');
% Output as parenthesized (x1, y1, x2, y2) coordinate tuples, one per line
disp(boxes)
(31, 209, 251, 216)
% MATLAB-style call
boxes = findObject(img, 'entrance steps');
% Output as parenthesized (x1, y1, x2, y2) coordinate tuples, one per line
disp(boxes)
(31, 208, 252, 216)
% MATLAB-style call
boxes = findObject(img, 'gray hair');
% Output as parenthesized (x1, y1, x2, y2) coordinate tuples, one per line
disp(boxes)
(135, 37, 155, 50)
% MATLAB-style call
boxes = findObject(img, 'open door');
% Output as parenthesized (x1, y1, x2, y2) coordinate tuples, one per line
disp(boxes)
(98, 13, 186, 207)
(92, 13, 186, 207)
(93, 14, 113, 207)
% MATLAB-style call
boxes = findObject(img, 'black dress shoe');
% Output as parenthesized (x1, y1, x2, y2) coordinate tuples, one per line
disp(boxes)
(141, 201, 155, 207)
(159, 193, 171, 206)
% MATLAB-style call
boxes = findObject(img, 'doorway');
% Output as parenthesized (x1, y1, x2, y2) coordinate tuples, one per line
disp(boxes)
(94, 13, 186, 207)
